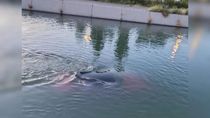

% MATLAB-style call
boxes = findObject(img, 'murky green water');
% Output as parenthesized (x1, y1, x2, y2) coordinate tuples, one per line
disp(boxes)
(22, 11, 189, 118)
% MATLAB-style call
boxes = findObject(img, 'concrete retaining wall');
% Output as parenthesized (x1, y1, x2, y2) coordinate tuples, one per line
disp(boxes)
(63, 0, 92, 17)
(92, 3, 122, 20)
(22, 0, 188, 27)
(122, 7, 150, 23)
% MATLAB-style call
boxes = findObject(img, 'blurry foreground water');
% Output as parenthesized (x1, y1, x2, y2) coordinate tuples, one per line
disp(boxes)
(0, 1, 21, 118)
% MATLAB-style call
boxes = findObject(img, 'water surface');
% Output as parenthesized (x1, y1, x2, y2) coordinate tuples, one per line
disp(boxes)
(22, 11, 189, 118)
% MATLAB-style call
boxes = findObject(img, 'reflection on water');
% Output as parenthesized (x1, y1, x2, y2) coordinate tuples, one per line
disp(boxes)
(22, 11, 188, 118)
(136, 27, 170, 47)
(171, 34, 183, 59)
(91, 25, 105, 57)
(114, 27, 129, 72)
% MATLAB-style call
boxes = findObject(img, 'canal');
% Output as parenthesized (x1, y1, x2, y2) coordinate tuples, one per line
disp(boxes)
(22, 11, 189, 118)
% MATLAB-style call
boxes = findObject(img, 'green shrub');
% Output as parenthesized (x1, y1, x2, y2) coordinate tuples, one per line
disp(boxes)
(95, 0, 188, 15)
(149, 5, 170, 17)
(149, 5, 164, 12)
(169, 7, 188, 15)
(149, 4, 188, 16)
(95, 0, 188, 8)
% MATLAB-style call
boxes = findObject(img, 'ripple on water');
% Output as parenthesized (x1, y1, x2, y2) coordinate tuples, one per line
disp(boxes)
(22, 49, 94, 87)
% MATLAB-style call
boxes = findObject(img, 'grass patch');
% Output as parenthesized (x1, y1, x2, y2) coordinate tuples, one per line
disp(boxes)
(169, 8, 188, 15)
(149, 5, 188, 16)
(95, 0, 188, 15)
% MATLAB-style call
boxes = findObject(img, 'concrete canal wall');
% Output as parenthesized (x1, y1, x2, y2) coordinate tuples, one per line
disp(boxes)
(22, 0, 188, 27)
